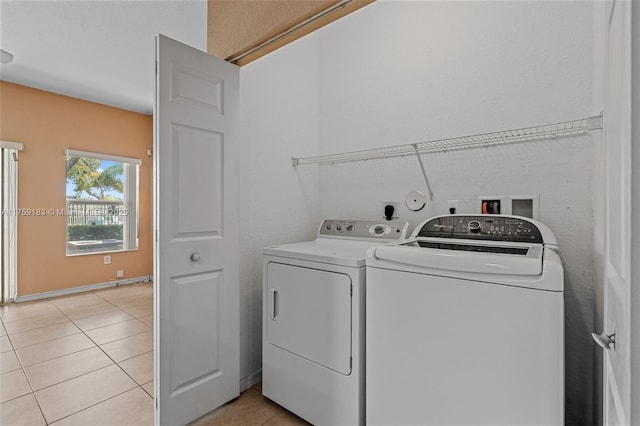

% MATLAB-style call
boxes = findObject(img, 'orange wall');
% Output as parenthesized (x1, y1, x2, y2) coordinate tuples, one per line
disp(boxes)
(0, 81, 153, 296)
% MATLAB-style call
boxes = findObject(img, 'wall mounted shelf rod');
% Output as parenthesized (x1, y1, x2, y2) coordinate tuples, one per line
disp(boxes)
(291, 115, 603, 167)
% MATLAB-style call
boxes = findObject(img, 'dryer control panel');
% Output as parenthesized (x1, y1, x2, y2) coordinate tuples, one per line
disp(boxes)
(416, 215, 543, 243)
(319, 219, 408, 240)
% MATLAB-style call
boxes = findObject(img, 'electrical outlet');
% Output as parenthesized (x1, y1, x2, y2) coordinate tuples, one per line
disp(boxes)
(382, 201, 399, 220)
(104, 255, 111, 265)
(116, 269, 124, 278)
(447, 200, 459, 214)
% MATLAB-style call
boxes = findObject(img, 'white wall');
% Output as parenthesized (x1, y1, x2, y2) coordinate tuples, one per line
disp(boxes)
(315, 2, 599, 424)
(240, 1, 602, 424)
(238, 34, 321, 388)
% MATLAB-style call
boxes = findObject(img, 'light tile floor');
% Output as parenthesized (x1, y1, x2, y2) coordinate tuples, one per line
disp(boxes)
(0, 283, 154, 425)
(0, 282, 307, 426)
(192, 382, 310, 426)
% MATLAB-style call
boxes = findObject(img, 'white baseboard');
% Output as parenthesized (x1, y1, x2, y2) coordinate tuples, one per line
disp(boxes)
(14, 275, 153, 303)
(240, 369, 262, 392)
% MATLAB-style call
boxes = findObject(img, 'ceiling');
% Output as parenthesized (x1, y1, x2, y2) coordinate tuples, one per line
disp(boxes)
(0, 0, 207, 115)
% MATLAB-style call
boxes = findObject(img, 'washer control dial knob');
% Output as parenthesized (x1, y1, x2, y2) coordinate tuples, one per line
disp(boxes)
(346, 224, 354, 232)
(468, 221, 481, 233)
(369, 224, 391, 236)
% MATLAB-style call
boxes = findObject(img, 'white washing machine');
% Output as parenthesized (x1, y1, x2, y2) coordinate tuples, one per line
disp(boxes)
(263, 219, 408, 426)
(366, 214, 564, 426)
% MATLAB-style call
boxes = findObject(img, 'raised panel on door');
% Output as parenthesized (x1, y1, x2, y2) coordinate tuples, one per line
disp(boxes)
(172, 125, 223, 237)
(168, 271, 222, 396)
(266, 262, 352, 375)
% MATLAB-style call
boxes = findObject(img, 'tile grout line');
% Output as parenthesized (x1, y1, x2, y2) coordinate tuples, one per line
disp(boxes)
(1, 285, 153, 424)
(48, 286, 155, 423)
(43, 383, 141, 425)
(5, 300, 66, 425)
(9, 329, 84, 351)
(46, 285, 151, 425)
(13, 301, 95, 371)
(78, 290, 154, 403)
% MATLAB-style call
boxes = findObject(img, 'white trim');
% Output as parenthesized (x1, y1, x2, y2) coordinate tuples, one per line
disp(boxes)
(2, 148, 19, 302)
(0, 141, 24, 151)
(507, 194, 541, 220)
(239, 369, 262, 392)
(66, 248, 140, 257)
(66, 148, 142, 166)
(13, 275, 153, 303)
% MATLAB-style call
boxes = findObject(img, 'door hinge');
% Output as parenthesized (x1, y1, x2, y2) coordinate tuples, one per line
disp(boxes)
(350, 356, 352, 369)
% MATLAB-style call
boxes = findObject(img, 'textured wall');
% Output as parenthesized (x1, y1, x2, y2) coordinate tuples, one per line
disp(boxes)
(237, 2, 604, 422)
(207, 0, 373, 65)
(208, 0, 336, 59)
(238, 33, 321, 387)
(0, 82, 153, 296)
(315, 2, 599, 424)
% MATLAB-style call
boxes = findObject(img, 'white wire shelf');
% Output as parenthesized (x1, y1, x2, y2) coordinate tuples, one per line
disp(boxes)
(291, 115, 603, 167)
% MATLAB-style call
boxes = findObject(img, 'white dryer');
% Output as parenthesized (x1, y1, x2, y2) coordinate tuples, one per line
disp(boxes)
(263, 219, 408, 426)
(366, 214, 564, 426)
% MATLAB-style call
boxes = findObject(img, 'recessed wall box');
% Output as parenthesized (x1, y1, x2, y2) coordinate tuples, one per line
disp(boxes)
(508, 195, 540, 219)
(478, 196, 505, 215)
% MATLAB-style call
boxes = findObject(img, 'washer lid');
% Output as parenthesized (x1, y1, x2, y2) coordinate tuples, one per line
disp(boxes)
(264, 238, 380, 267)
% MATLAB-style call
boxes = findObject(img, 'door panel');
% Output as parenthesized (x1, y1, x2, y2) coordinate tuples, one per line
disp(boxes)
(266, 262, 352, 375)
(155, 34, 240, 426)
(168, 271, 222, 396)
(172, 125, 223, 236)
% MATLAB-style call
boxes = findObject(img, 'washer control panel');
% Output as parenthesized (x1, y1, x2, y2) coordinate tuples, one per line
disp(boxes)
(417, 215, 543, 243)
(320, 219, 408, 240)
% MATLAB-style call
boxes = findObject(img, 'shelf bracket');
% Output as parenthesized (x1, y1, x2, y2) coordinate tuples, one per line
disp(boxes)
(412, 144, 434, 200)
(587, 114, 604, 130)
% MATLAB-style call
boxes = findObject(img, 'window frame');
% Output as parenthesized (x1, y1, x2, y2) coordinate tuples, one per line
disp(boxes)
(65, 149, 141, 257)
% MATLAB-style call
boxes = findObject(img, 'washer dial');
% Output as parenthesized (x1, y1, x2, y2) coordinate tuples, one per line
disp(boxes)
(369, 224, 391, 236)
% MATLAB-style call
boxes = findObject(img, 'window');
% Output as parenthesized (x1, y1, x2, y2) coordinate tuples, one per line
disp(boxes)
(65, 149, 140, 256)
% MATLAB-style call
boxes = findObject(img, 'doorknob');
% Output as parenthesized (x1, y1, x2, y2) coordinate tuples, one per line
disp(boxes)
(190, 252, 201, 262)
(592, 332, 615, 351)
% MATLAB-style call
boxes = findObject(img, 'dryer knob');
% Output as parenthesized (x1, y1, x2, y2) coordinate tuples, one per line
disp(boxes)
(468, 221, 481, 233)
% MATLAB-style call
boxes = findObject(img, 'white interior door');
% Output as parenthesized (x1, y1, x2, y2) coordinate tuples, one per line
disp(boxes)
(154, 34, 240, 426)
(597, 1, 635, 424)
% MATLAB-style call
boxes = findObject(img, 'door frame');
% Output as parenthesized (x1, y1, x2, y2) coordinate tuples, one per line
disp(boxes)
(600, 0, 637, 424)
(630, 0, 639, 420)
(0, 141, 23, 304)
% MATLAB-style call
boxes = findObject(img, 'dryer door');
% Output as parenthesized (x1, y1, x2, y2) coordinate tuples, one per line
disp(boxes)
(266, 262, 352, 375)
